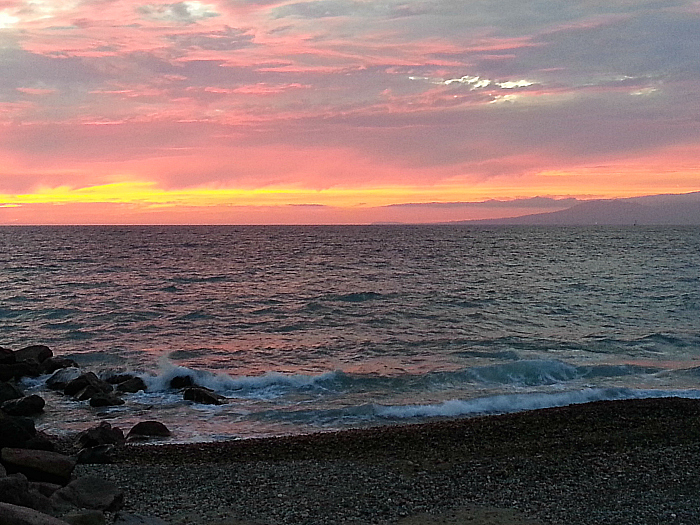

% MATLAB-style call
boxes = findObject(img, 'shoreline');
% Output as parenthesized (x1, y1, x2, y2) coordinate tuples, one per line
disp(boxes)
(78, 397, 700, 524)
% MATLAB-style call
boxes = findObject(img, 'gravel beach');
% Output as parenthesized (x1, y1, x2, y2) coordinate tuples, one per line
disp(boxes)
(77, 397, 700, 525)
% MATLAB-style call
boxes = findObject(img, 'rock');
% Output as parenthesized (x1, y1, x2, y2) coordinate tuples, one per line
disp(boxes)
(14, 345, 53, 365)
(88, 393, 124, 407)
(46, 368, 82, 391)
(113, 513, 170, 525)
(2, 395, 46, 417)
(101, 372, 135, 385)
(51, 476, 124, 512)
(0, 462, 6, 477)
(1, 448, 76, 485)
(0, 346, 16, 364)
(41, 357, 79, 375)
(30, 481, 62, 498)
(0, 473, 54, 514)
(76, 445, 115, 465)
(183, 386, 225, 405)
(0, 502, 70, 525)
(77, 422, 125, 449)
(64, 373, 112, 398)
(62, 510, 106, 525)
(126, 421, 171, 440)
(0, 381, 25, 403)
(0, 362, 42, 382)
(169, 375, 194, 389)
(115, 377, 147, 393)
(0, 413, 37, 448)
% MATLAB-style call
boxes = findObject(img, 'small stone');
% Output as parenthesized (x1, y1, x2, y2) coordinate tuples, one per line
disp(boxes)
(113, 513, 170, 525)
(183, 387, 225, 405)
(62, 510, 106, 525)
(89, 393, 125, 407)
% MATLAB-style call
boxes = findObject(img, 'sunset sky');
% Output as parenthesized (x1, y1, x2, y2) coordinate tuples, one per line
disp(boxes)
(1, 0, 698, 224)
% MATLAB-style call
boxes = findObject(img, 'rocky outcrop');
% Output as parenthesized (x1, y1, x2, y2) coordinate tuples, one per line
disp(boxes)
(115, 377, 147, 394)
(126, 421, 171, 441)
(183, 386, 225, 405)
(51, 476, 124, 513)
(0, 413, 37, 449)
(63, 374, 113, 401)
(46, 369, 82, 391)
(0, 502, 70, 525)
(1, 448, 76, 485)
(2, 395, 46, 417)
(0, 381, 25, 403)
(13, 345, 53, 366)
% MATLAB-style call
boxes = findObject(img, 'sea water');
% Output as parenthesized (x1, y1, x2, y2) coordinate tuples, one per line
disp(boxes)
(1, 225, 699, 442)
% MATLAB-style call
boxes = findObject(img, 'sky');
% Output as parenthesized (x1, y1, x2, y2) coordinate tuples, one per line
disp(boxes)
(0, 0, 698, 224)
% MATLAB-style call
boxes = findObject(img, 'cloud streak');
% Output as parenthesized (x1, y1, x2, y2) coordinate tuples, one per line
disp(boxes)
(0, 0, 698, 223)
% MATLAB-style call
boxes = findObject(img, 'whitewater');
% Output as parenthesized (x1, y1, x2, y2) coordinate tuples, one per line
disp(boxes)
(1, 225, 698, 441)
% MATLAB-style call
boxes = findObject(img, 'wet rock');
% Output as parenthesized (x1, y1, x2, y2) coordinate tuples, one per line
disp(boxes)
(0, 501, 70, 525)
(77, 422, 125, 449)
(42, 357, 79, 375)
(0, 346, 16, 365)
(0, 362, 42, 382)
(14, 345, 53, 365)
(115, 377, 147, 394)
(1, 448, 76, 485)
(62, 510, 106, 525)
(46, 368, 82, 391)
(0, 381, 25, 403)
(0, 413, 36, 448)
(183, 386, 225, 405)
(64, 373, 112, 399)
(77, 445, 116, 465)
(126, 421, 171, 441)
(169, 375, 194, 389)
(2, 395, 46, 417)
(101, 372, 136, 385)
(113, 513, 170, 525)
(30, 481, 63, 498)
(51, 476, 124, 512)
(88, 393, 124, 407)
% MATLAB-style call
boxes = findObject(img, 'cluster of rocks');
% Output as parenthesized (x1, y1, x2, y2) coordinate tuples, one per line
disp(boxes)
(1, 344, 174, 525)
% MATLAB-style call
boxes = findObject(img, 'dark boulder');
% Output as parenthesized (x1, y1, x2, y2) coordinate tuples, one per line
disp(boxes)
(101, 372, 135, 385)
(62, 510, 107, 525)
(113, 513, 171, 525)
(126, 421, 171, 441)
(64, 373, 112, 398)
(0, 448, 76, 485)
(115, 377, 147, 394)
(77, 421, 125, 449)
(0, 413, 36, 449)
(0, 362, 42, 382)
(42, 357, 79, 375)
(0, 501, 70, 525)
(0, 347, 16, 364)
(14, 345, 53, 365)
(1, 395, 46, 417)
(89, 393, 125, 408)
(169, 375, 194, 389)
(46, 368, 82, 391)
(0, 473, 54, 514)
(0, 381, 25, 403)
(51, 475, 124, 512)
(183, 387, 225, 405)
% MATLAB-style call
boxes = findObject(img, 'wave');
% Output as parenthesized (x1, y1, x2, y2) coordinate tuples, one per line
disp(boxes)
(136, 358, 665, 402)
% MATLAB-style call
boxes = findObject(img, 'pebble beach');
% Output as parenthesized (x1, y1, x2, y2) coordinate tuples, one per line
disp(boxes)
(77, 397, 700, 525)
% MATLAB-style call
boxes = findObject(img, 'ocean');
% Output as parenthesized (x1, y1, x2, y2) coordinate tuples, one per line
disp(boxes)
(1, 225, 699, 442)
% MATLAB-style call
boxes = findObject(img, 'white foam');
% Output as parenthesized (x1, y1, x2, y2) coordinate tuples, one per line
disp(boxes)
(376, 388, 700, 419)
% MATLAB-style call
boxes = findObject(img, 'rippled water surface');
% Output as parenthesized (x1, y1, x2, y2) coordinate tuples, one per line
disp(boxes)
(1, 226, 699, 440)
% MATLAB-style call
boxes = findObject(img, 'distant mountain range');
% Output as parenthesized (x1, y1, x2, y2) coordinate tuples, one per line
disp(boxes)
(457, 191, 700, 226)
